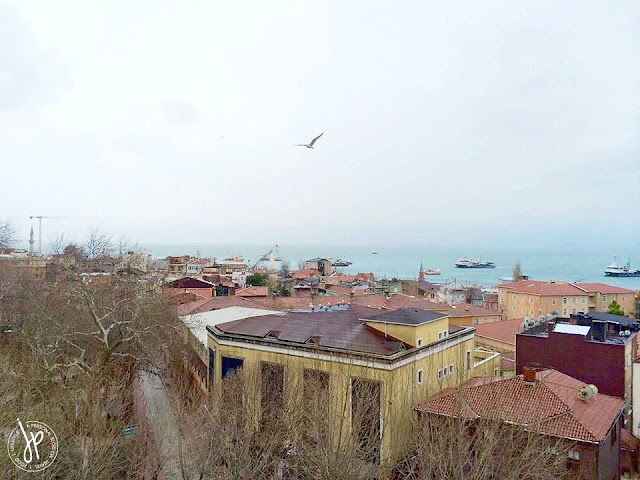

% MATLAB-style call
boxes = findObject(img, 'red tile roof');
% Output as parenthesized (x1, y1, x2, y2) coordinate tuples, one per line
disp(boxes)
(500, 280, 586, 296)
(235, 286, 268, 297)
(291, 269, 320, 279)
(473, 318, 524, 345)
(574, 283, 635, 294)
(416, 369, 624, 443)
(448, 303, 501, 318)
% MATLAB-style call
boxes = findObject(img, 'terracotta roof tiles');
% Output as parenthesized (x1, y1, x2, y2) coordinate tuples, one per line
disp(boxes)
(416, 369, 623, 443)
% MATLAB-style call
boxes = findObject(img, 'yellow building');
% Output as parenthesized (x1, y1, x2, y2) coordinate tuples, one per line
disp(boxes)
(447, 303, 502, 326)
(498, 280, 636, 320)
(205, 305, 499, 468)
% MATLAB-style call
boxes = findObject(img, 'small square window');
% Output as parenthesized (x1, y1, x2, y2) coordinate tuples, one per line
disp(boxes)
(417, 369, 423, 384)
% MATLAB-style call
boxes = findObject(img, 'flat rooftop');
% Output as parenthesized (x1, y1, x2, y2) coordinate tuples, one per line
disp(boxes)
(363, 308, 448, 326)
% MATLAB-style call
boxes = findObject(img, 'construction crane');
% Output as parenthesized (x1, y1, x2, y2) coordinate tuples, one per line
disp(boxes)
(251, 244, 279, 270)
(29, 216, 97, 255)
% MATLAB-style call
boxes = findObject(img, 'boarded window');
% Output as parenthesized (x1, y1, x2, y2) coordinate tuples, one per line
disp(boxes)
(351, 378, 381, 464)
(261, 362, 284, 424)
(303, 369, 330, 441)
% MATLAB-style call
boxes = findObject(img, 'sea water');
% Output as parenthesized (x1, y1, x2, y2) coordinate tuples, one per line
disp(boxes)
(143, 243, 640, 290)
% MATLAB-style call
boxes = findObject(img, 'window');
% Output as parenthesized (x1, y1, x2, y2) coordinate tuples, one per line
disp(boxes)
(562, 297, 567, 304)
(572, 309, 576, 314)
(568, 450, 580, 461)
(472, 318, 478, 325)
(581, 297, 586, 304)
(538, 309, 542, 313)
(602, 295, 607, 302)
(622, 296, 627, 302)
(417, 338, 423, 347)
(512, 295, 516, 300)
(512, 306, 516, 311)
(494, 367, 499, 376)
(438, 368, 443, 379)
(552, 299, 557, 305)
(417, 369, 423, 384)
(530, 297, 534, 303)
(612, 294, 617, 301)
(438, 332, 443, 340)
(466, 351, 471, 371)
(530, 309, 533, 315)
(222, 356, 244, 378)
(522, 297, 526, 303)
(449, 364, 454, 374)
(563, 309, 567, 316)
(572, 297, 576, 304)
(442, 367, 447, 377)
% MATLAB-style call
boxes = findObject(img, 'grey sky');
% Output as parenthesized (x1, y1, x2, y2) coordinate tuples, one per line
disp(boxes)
(2, 1, 639, 249)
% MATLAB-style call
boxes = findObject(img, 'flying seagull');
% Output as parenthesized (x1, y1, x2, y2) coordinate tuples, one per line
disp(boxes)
(295, 132, 324, 149)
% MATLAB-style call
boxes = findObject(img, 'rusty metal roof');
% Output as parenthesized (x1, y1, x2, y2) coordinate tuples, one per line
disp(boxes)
(213, 306, 410, 355)
(363, 308, 447, 326)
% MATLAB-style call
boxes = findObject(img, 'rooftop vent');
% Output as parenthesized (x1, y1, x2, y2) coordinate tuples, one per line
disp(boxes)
(577, 384, 598, 401)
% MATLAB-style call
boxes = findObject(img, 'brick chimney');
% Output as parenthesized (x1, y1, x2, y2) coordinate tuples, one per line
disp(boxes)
(522, 366, 536, 385)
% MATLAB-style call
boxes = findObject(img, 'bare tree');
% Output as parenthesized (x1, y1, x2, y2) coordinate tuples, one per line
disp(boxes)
(513, 261, 524, 282)
(84, 228, 114, 260)
(0, 219, 15, 251)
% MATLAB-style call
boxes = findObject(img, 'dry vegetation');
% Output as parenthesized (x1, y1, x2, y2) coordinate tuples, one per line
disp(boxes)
(0, 256, 586, 480)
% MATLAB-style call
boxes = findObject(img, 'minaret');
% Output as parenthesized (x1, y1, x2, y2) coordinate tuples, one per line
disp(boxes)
(29, 226, 35, 256)
(418, 260, 425, 281)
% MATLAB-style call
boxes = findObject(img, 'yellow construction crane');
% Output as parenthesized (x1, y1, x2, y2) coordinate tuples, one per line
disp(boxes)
(28, 215, 97, 255)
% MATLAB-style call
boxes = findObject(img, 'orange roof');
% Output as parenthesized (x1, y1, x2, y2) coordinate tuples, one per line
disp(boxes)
(448, 303, 500, 318)
(416, 369, 624, 444)
(574, 283, 635, 294)
(235, 286, 268, 297)
(473, 318, 524, 345)
(500, 280, 586, 296)
(291, 269, 320, 279)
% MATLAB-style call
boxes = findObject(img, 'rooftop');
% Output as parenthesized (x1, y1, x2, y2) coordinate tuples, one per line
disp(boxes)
(500, 280, 586, 296)
(519, 319, 637, 346)
(573, 282, 635, 294)
(448, 303, 500, 318)
(473, 318, 524, 345)
(416, 369, 624, 444)
(363, 308, 448, 326)
(211, 306, 412, 356)
(181, 306, 281, 345)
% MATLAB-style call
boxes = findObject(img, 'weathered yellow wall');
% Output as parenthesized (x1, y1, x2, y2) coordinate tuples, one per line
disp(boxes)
(207, 334, 477, 466)
(364, 317, 449, 347)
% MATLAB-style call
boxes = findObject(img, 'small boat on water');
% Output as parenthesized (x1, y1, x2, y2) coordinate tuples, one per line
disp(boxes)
(224, 254, 244, 262)
(371, 251, 379, 255)
(424, 268, 441, 275)
(455, 257, 496, 269)
(604, 257, 640, 277)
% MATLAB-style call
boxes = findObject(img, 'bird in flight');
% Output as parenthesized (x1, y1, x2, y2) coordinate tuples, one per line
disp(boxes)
(295, 132, 324, 149)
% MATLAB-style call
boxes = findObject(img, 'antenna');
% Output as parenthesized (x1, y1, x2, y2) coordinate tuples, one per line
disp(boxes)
(28, 215, 97, 255)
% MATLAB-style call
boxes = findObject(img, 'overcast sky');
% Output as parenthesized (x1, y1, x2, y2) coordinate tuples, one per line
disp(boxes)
(2, 1, 639, 249)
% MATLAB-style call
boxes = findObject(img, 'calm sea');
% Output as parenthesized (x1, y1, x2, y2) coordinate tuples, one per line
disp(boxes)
(143, 244, 640, 290)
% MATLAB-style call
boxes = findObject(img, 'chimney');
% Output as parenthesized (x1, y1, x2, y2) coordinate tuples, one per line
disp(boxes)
(522, 366, 536, 385)
(547, 321, 555, 336)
